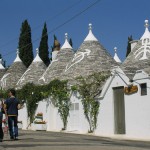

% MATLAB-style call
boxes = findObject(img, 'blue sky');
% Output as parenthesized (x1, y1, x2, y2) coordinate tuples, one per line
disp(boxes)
(0, 0, 149, 66)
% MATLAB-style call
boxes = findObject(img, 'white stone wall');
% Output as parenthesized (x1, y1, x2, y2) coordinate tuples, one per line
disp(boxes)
(18, 104, 28, 130)
(124, 71, 150, 138)
(95, 68, 129, 136)
(47, 99, 63, 131)
(18, 68, 150, 139)
(67, 92, 89, 133)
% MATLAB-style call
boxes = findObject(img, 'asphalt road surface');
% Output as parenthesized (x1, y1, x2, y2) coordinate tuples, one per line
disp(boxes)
(1, 130, 150, 150)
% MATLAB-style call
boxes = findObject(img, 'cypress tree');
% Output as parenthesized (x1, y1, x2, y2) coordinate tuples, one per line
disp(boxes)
(0, 54, 6, 67)
(126, 35, 133, 57)
(39, 22, 50, 66)
(18, 19, 34, 67)
(51, 34, 57, 52)
(69, 38, 73, 47)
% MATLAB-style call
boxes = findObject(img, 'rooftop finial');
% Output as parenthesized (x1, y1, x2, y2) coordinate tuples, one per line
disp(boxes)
(113, 47, 121, 63)
(145, 20, 149, 28)
(14, 49, 21, 62)
(84, 23, 98, 41)
(61, 33, 72, 49)
(65, 33, 68, 40)
(33, 48, 42, 62)
(140, 19, 150, 40)
(36, 48, 39, 54)
(114, 47, 117, 53)
(89, 23, 92, 31)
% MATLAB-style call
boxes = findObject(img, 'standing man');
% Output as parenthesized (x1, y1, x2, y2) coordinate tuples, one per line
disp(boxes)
(4, 89, 21, 140)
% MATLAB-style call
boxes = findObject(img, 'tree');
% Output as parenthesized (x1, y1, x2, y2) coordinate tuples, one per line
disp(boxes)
(69, 38, 73, 47)
(18, 19, 34, 67)
(51, 34, 57, 52)
(50, 35, 60, 61)
(126, 35, 133, 57)
(0, 54, 6, 67)
(75, 72, 110, 133)
(39, 22, 50, 66)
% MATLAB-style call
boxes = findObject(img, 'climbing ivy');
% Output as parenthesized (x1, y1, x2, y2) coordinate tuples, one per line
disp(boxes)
(17, 83, 44, 127)
(48, 80, 70, 130)
(16, 79, 70, 130)
(75, 72, 110, 133)
(0, 71, 110, 132)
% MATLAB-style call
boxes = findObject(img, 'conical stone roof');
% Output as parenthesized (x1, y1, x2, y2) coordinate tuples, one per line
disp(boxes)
(61, 24, 118, 82)
(39, 33, 74, 85)
(16, 48, 47, 89)
(121, 20, 150, 79)
(0, 50, 27, 90)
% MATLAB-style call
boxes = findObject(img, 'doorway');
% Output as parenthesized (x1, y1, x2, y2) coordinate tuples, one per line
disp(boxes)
(70, 103, 79, 131)
(113, 86, 126, 134)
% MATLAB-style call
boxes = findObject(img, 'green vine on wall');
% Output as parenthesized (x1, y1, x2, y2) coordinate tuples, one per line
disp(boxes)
(46, 79, 70, 130)
(16, 79, 70, 130)
(75, 72, 110, 133)
(0, 71, 110, 132)
(17, 83, 44, 127)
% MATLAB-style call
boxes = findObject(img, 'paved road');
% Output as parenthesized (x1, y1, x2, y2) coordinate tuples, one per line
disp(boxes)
(1, 130, 150, 150)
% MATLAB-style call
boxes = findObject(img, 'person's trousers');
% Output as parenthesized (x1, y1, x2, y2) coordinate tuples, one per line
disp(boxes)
(8, 116, 18, 138)
(0, 115, 3, 139)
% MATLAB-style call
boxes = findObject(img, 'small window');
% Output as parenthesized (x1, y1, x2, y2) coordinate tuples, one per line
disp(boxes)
(75, 103, 79, 110)
(70, 104, 74, 110)
(140, 83, 147, 96)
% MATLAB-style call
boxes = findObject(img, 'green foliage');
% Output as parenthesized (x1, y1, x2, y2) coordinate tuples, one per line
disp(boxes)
(18, 19, 34, 67)
(0, 54, 6, 67)
(17, 83, 44, 124)
(16, 79, 70, 130)
(47, 79, 70, 130)
(1, 72, 110, 132)
(69, 38, 73, 47)
(75, 72, 110, 133)
(51, 34, 57, 52)
(71, 85, 78, 92)
(126, 35, 133, 57)
(39, 22, 50, 66)
(0, 89, 8, 99)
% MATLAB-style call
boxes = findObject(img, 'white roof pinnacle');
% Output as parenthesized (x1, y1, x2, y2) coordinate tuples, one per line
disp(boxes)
(113, 47, 121, 63)
(61, 33, 72, 49)
(33, 48, 42, 62)
(0, 59, 5, 69)
(84, 23, 98, 41)
(14, 49, 22, 62)
(140, 20, 150, 40)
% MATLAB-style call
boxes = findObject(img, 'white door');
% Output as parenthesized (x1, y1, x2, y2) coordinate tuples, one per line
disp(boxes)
(113, 86, 126, 134)
(70, 103, 79, 131)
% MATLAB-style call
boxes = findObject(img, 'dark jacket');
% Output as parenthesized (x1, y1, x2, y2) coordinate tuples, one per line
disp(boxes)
(4, 97, 20, 116)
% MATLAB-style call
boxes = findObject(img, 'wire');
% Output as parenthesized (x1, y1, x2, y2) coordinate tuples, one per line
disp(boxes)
(3, 0, 102, 57)
(0, 0, 83, 50)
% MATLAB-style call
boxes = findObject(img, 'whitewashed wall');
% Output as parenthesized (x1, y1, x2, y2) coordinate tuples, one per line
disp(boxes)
(95, 67, 129, 136)
(18, 104, 28, 129)
(34, 99, 49, 125)
(46, 98, 63, 131)
(18, 97, 63, 131)
(66, 92, 89, 133)
(18, 67, 150, 139)
(124, 71, 150, 138)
